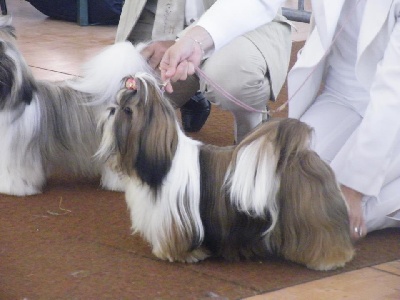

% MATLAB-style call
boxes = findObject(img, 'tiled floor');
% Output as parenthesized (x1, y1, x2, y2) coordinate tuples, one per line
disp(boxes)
(4, 1, 400, 299)
(247, 261, 400, 300)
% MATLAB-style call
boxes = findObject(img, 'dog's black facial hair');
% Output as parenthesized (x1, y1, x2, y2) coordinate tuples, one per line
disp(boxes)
(0, 41, 36, 108)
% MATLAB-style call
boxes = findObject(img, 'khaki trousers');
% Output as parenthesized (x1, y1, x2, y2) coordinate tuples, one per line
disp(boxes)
(128, 10, 291, 142)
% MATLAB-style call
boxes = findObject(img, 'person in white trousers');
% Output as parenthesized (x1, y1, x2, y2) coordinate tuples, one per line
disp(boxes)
(287, 0, 400, 240)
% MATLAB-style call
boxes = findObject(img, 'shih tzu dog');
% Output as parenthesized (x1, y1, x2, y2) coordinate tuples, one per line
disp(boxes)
(97, 73, 355, 271)
(0, 16, 152, 196)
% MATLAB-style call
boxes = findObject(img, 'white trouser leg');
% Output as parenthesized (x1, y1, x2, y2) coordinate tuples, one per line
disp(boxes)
(300, 95, 400, 231)
(299, 96, 362, 162)
(363, 177, 400, 231)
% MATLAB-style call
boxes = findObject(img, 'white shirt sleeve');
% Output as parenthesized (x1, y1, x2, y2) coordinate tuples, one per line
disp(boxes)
(196, 0, 285, 51)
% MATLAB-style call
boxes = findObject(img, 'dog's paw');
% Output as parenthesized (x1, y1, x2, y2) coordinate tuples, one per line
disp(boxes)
(177, 248, 211, 263)
(153, 247, 210, 263)
(0, 175, 44, 196)
(305, 248, 355, 271)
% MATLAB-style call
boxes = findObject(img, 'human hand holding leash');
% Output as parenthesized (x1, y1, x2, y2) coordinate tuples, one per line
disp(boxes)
(160, 26, 214, 93)
(141, 40, 175, 69)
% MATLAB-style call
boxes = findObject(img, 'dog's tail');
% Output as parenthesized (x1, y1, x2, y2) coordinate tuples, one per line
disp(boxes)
(68, 41, 154, 106)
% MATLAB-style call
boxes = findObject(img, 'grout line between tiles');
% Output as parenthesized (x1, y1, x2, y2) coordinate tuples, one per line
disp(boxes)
(29, 65, 78, 77)
(245, 262, 400, 298)
(370, 265, 400, 277)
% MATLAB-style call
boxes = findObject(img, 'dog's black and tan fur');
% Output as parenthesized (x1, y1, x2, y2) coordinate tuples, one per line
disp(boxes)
(98, 73, 355, 271)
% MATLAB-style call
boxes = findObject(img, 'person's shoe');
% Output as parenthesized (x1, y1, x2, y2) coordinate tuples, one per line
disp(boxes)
(180, 91, 211, 132)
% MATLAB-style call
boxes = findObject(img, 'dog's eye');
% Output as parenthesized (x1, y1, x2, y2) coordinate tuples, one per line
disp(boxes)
(123, 107, 132, 115)
(108, 107, 116, 116)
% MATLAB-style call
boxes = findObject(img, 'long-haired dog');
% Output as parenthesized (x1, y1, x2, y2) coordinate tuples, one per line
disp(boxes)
(0, 16, 152, 196)
(97, 73, 355, 271)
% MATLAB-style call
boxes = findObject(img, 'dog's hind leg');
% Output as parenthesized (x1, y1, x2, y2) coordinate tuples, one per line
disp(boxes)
(269, 151, 355, 271)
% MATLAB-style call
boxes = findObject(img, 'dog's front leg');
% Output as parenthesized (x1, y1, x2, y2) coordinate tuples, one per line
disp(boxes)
(0, 145, 46, 196)
(100, 165, 127, 192)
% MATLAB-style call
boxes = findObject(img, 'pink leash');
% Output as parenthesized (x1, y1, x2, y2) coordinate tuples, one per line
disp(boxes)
(193, 0, 362, 116)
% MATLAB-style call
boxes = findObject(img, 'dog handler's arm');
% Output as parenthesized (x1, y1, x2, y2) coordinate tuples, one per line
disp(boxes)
(160, 0, 285, 93)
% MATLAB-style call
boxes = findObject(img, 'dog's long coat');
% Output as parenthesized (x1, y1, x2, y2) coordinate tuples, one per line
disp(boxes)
(0, 16, 151, 195)
(98, 73, 355, 271)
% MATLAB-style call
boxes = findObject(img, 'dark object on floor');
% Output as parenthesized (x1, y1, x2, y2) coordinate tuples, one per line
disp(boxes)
(26, 0, 123, 25)
(0, 0, 6, 15)
(180, 91, 211, 132)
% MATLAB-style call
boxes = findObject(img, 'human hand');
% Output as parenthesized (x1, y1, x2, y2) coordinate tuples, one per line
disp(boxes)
(158, 38, 202, 93)
(159, 26, 214, 93)
(141, 40, 175, 69)
(341, 185, 367, 240)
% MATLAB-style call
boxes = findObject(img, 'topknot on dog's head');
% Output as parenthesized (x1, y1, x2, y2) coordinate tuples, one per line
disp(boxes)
(125, 77, 137, 91)
(119, 73, 164, 105)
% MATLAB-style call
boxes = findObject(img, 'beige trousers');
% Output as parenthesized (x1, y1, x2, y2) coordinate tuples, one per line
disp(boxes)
(128, 10, 291, 142)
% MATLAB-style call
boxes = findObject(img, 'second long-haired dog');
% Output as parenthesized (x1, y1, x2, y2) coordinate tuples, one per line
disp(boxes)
(97, 73, 355, 271)
(0, 16, 152, 196)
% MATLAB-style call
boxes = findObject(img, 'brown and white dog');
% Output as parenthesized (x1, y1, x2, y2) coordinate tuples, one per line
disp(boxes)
(97, 73, 355, 271)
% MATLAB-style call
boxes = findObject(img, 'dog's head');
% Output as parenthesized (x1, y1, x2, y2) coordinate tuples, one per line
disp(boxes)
(97, 73, 179, 190)
(0, 15, 36, 110)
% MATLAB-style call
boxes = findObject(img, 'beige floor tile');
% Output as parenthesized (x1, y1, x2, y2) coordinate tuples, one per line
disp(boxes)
(374, 260, 400, 276)
(283, 0, 312, 42)
(291, 22, 311, 42)
(246, 267, 400, 300)
(10, 0, 116, 77)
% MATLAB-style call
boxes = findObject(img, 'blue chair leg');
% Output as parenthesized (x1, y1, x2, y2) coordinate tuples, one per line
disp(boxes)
(0, 0, 7, 15)
(77, 0, 89, 26)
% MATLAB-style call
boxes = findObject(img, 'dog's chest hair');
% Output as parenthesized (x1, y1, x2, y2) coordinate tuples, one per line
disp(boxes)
(125, 133, 204, 245)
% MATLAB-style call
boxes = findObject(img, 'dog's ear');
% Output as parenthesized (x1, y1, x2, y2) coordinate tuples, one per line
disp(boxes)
(0, 44, 36, 108)
(0, 53, 14, 107)
(18, 72, 36, 105)
(0, 41, 37, 109)
(116, 75, 178, 190)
